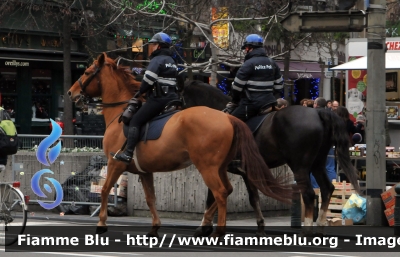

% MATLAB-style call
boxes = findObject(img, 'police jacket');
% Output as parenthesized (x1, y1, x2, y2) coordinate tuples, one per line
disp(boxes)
(231, 48, 283, 103)
(139, 48, 178, 98)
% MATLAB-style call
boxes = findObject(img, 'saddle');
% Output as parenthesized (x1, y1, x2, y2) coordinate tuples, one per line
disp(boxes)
(161, 99, 183, 114)
(246, 103, 278, 134)
(258, 103, 276, 115)
(121, 99, 183, 142)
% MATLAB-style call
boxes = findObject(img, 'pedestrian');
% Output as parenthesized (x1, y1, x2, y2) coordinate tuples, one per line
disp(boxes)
(310, 97, 336, 188)
(300, 98, 309, 107)
(224, 34, 283, 121)
(355, 114, 366, 144)
(306, 99, 314, 108)
(313, 97, 327, 109)
(326, 100, 332, 109)
(331, 100, 339, 111)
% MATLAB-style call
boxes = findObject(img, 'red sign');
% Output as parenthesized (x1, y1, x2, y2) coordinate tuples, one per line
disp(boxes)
(386, 41, 400, 51)
(347, 56, 367, 122)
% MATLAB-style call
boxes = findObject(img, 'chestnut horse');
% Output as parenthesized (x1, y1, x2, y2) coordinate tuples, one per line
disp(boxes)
(180, 80, 361, 236)
(67, 53, 292, 237)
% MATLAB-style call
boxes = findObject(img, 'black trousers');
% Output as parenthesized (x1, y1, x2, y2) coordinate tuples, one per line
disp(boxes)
(231, 93, 276, 122)
(231, 102, 262, 122)
(129, 95, 178, 128)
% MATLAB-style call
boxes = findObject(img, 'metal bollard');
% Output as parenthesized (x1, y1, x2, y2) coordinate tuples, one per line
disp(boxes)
(395, 184, 400, 236)
(291, 181, 302, 228)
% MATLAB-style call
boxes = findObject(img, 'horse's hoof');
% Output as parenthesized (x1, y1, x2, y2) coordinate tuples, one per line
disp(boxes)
(313, 232, 325, 238)
(96, 226, 108, 234)
(255, 230, 267, 237)
(210, 233, 223, 240)
(146, 232, 159, 238)
(193, 226, 214, 237)
(299, 231, 313, 237)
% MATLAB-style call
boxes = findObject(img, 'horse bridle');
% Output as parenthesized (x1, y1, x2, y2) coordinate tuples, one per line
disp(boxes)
(77, 63, 130, 108)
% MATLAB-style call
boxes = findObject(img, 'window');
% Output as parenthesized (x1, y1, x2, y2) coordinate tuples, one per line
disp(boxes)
(32, 69, 51, 120)
(0, 67, 17, 118)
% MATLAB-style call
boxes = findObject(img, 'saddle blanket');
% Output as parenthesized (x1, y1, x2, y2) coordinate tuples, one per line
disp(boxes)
(123, 110, 180, 141)
(245, 113, 271, 133)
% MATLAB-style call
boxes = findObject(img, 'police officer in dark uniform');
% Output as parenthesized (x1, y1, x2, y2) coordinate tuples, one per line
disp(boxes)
(225, 34, 283, 121)
(114, 32, 179, 164)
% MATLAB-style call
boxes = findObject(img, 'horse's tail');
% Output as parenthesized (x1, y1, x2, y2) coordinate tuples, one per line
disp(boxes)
(228, 115, 293, 204)
(317, 109, 361, 193)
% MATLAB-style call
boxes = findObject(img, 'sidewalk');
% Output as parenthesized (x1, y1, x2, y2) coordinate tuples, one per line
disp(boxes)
(27, 211, 396, 239)
(27, 210, 291, 226)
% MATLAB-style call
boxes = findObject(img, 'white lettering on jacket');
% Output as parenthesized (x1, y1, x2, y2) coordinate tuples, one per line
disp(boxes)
(254, 64, 272, 70)
(165, 63, 178, 70)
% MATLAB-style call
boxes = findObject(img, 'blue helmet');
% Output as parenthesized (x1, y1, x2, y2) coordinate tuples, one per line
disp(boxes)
(241, 34, 263, 49)
(148, 32, 172, 47)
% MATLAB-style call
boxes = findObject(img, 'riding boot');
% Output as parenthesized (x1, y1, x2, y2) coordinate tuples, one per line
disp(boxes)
(114, 127, 140, 164)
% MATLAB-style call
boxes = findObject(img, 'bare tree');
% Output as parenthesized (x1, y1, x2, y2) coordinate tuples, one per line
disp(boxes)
(0, 0, 122, 135)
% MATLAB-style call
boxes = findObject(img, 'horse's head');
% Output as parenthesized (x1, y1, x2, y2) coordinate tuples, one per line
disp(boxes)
(68, 53, 140, 108)
(68, 53, 107, 108)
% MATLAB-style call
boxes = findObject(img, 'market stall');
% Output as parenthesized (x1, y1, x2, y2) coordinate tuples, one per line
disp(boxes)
(331, 38, 400, 150)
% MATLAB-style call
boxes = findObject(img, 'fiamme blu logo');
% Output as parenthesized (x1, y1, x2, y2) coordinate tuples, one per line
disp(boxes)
(31, 119, 63, 210)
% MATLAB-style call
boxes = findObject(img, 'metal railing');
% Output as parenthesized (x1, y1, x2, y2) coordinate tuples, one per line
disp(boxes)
(9, 134, 122, 217)
(18, 134, 104, 150)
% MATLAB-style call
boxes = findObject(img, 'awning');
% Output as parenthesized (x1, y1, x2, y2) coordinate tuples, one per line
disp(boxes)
(0, 47, 89, 63)
(331, 52, 400, 70)
(275, 61, 322, 79)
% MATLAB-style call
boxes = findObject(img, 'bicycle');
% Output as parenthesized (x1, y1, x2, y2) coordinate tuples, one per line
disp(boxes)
(0, 165, 28, 246)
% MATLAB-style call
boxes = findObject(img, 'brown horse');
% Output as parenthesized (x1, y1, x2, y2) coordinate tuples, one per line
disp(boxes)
(67, 53, 292, 237)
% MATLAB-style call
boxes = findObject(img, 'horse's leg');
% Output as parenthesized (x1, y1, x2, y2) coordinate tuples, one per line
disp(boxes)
(97, 162, 124, 234)
(198, 166, 233, 238)
(226, 164, 266, 236)
(312, 165, 335, 235)
(193, 188, 217, 237)
(292, 171, 315, 236)
(300, 183, 316, 236)
(139, 172, 161, 237)
(240, 172, 266, 236)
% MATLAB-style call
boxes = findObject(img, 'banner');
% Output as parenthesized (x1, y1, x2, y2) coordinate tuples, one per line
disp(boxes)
(211, 7, 229, 49)
(347, 56, 367, 121)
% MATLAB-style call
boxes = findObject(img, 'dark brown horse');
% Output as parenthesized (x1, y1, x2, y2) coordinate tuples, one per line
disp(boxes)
(180, 80, 361, 236)
(67, 53, 292, 237)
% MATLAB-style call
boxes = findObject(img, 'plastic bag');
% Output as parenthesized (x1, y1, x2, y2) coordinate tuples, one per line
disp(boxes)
(342, 193, 367, 224)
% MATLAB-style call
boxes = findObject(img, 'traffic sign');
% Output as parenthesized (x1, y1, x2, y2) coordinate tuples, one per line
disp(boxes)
(280, 10, 366, 33)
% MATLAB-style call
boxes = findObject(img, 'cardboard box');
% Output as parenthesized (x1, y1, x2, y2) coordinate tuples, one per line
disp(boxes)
(381, 183, 399, 209)
(384, 205, 395, 226)
(90, 175, 127, 198)
(99, 166, 107, 178)
(90, 182, 103, 194)
(116, 175, 128, 187)
(332, 181, 355, 190)
(327, 218, 353, 226)
(109, 185, 127, 198)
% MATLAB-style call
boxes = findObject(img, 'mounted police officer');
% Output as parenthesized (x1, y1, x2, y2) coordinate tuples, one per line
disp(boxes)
(113, 32, 179, 164)
(225, 34, 283, 121)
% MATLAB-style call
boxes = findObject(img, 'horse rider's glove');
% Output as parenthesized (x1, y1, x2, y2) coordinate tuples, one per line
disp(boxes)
(119, 97, 142, 124)
(223, 102, 238, 114)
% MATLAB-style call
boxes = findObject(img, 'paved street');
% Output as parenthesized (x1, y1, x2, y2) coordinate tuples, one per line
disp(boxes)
(0, 217, 399, 257)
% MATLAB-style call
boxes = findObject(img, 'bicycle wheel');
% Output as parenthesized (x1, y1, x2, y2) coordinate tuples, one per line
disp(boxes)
(0, 184, 27, 246)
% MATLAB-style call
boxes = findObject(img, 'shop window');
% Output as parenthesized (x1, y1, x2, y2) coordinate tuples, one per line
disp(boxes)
(32, 69, 51, 120)
(0, 67, 17, 118)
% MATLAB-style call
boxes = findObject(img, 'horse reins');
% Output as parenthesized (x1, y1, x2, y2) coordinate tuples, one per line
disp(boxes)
(77, 63, 132, 129)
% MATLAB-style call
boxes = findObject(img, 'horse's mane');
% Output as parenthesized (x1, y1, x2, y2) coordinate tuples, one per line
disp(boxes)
(104, 57, 141, 96)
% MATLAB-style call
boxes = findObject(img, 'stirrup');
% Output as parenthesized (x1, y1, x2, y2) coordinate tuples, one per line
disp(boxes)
(111, 151, 133, 164)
